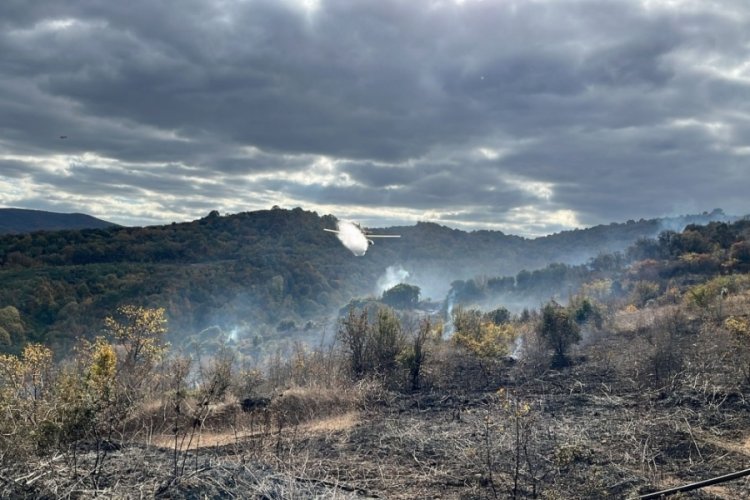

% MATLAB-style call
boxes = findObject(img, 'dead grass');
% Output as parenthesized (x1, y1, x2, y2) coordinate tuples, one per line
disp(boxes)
(147, 411, 361, 450)
(7, 301, 750, 499)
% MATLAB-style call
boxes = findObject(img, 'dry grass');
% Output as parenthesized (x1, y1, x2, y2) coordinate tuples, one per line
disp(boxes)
(6, 298, 750, 499)
(147, 411, 361, 450)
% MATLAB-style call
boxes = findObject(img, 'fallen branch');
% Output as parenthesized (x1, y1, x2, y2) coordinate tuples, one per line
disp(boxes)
(638, 467, 750, 499)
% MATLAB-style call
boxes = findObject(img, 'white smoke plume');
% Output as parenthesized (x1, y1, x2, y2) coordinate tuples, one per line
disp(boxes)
(335, 220, 369, 256)
(443, 289, 456, 337)
(377, 265, 410, 294)
(510, 335, 524, 360)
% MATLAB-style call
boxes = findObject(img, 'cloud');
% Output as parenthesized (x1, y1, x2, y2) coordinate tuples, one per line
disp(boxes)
(0, 0, 749, 234)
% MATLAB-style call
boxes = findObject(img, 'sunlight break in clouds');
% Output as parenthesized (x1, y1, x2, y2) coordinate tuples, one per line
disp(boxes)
(0, 0, 748, 233)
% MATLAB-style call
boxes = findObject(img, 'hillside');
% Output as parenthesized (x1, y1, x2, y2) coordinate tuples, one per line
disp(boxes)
(0, 208, 117, 234)
(0, 207, 738, 352)
(2, 215, 750, 498)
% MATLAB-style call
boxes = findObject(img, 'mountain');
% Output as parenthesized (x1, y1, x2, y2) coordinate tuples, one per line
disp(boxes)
(0, 208, 117, 234)
(0, 207, 740, 353)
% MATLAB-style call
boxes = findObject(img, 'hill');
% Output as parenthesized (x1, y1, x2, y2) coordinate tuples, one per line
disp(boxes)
(0, 207, 739, 352)
(2, 212, 750, 498)
(0, 208, 117, 234)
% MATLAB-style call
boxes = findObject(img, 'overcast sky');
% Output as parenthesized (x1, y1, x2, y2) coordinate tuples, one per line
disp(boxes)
(1, 0, 749, 236)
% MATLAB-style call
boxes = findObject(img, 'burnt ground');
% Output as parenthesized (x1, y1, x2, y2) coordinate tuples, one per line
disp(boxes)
(5, 358, 750, 499)
(272, 367, 750, 499)
(5, 308, 750, 500)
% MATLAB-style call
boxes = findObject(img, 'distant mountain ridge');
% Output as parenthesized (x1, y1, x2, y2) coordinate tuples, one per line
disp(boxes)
(0, 206, 742, 352)
(0, 208, 117, 234)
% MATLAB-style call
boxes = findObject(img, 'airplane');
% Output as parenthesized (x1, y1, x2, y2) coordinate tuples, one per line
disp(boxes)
(325, 220, 400, 256)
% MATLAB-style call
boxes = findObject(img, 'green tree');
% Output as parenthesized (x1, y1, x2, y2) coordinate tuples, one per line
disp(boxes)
(370, 307, 404, 374)
(569, 296, 604, 329)
(0, 306, 25, 346)
(338, 308, 370, 378)
(539, 302, 580, 366)
(382, 283, 420, 310)
(485, 306, 511, 325)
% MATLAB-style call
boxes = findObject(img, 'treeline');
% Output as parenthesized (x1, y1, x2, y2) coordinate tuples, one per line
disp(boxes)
(447, 219, 750, 310)
(0, 206, 741, 354)
(0, 208, 339, 267)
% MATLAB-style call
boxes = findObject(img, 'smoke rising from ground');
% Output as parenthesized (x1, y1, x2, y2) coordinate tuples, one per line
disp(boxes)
(377, 265, 410, 295)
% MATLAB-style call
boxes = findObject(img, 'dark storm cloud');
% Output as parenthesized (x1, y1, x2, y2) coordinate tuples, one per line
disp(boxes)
(1, 0, 749, 233)
(261, 161, 536, 211)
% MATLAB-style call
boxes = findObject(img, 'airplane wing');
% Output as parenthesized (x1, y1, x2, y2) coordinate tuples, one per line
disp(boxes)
(324, 228, 340, 234)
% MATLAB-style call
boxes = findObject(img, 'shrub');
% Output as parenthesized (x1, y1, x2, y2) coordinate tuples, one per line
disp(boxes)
(538, 302, 580, 366)
(382, 284, 420, 310)
(452, 307, 515, 359)
(725, 315, 750, 383)
(629, 281, 660, 308)
(399, 318, 432, 390)
(569, 296, 604, 329)
(337, 306, 405, 379)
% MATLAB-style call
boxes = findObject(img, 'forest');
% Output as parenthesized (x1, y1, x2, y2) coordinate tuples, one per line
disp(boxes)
(0, 207, 736, 357)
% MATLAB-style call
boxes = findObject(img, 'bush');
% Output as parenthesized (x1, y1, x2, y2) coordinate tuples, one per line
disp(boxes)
(725, 315, 750, 383)
(399, 319, 432, 390)
(569, 296, 604, 329)
(337, 306, 405, 379)
(452, 307, 515, 359)
(538, 302, 580, 366)
(382, 284, 420, 310)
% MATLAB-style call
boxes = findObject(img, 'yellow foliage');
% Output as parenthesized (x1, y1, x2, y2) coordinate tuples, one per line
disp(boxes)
(686, 275, 750, 309)
(22, 343, 53, 377)
(0, 352, 25, 394)
(0, 343, 53, 402)
(453, 321, 515, 359)
(87, 337, 117, 396)
(725, 316, 750, 338)
(105, 305, 168, 365)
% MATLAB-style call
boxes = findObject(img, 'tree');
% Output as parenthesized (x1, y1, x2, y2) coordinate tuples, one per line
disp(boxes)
(338, 308, 370, 378)
(400, 318, 431, 391)
(382, 283, 420, 309)
(337, 307, 404, 378)
(370, 308, 404, 374)
(104, 305, 168, 393)
(485, 306, 511, 325)
(453, 307, 515, 359)
(538, 302, 580, 366)
(0, 306, 25, 346)
(569, 296, 604, 329)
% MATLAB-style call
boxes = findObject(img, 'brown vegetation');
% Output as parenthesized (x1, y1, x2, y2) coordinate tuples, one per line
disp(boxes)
(1, 286, 750, 499)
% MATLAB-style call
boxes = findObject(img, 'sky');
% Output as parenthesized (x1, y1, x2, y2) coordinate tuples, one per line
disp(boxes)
(1, 0, 749, 236)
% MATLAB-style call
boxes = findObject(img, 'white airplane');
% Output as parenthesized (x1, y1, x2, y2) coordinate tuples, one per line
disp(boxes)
(325, 220, 400, 256)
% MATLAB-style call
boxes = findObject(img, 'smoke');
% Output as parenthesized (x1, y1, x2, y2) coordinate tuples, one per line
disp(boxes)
(510, 335, 524, 360)
(335, 220, 369, 256)
(377, 265, 410, 294)
(443, 289, 456, 337)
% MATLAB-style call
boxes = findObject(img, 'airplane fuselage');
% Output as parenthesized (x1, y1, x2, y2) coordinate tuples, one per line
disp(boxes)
(324, 221, 399, 256)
